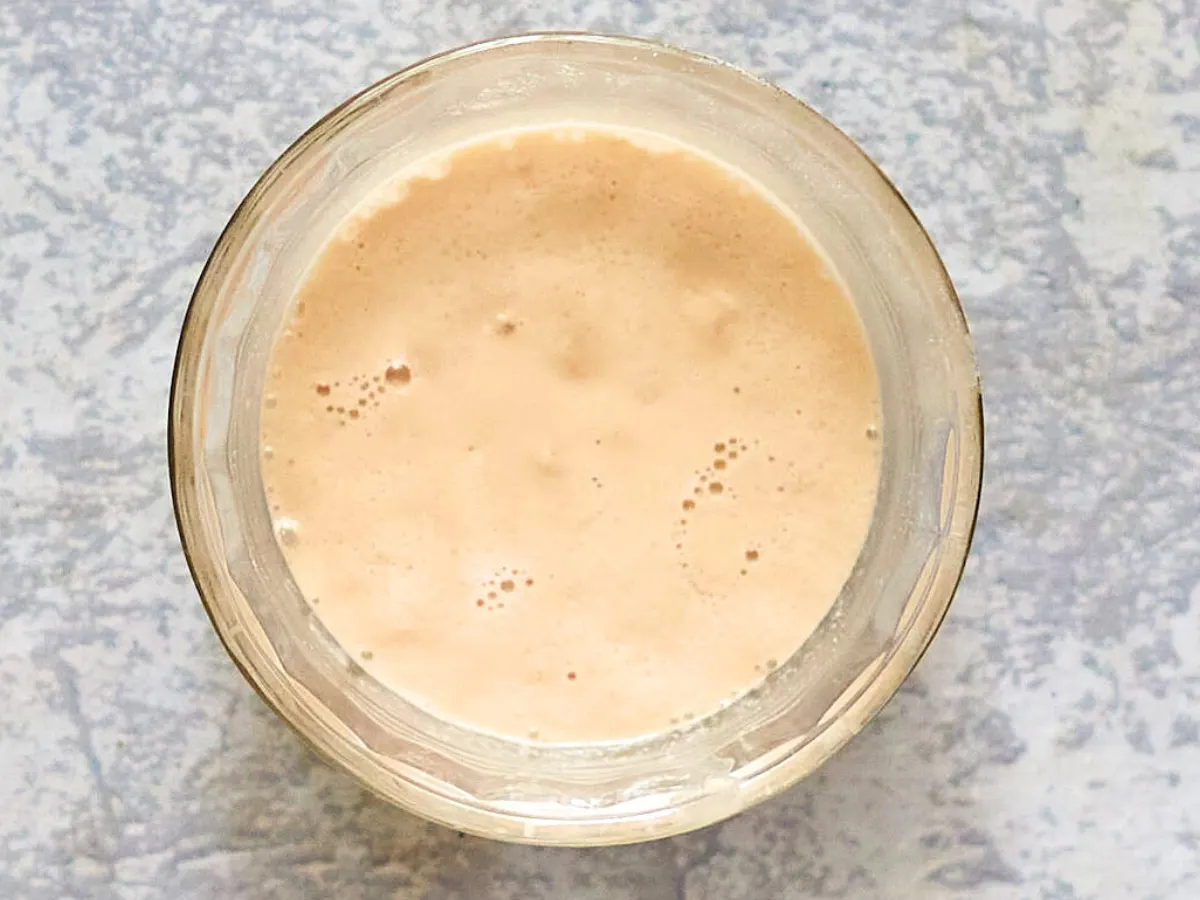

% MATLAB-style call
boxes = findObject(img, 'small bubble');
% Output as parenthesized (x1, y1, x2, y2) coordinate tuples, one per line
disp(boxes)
(682, 499, 695, 511)
(315, 383, 330, 396)
(276, 519, 299, 547)
(528, 728, 540, 739)
(494, 313, 517, 335)
(264, 395, 277, 409)
(746, 549, 759, 562)
(567, 671, 577, 681)
(714, 459, 726, 470)
(709, 482, 724, 495)
(500, 579, 515, 592)
(263, 445, 275, 460)
(360, 650, 374, 661)
(866, 425, 880, 440)
(385, 362, 412, 385)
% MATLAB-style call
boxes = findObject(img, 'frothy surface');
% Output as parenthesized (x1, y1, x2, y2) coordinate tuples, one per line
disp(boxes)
(260, 127, 881, 742)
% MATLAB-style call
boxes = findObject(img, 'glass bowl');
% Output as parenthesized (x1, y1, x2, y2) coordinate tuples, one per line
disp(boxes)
(169, 33, 983, 846)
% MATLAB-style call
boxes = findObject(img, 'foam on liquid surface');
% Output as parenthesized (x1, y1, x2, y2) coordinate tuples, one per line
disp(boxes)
(260, 126, 881, 741)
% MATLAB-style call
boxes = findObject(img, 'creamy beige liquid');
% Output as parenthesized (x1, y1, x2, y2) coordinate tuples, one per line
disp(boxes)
(260, 127, 881, 742)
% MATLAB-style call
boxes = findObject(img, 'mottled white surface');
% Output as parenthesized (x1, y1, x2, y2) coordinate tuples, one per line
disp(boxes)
(1, 1, 1198, 897)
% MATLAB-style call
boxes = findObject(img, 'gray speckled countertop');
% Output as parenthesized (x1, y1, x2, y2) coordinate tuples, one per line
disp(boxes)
(2, 0, 1198, 897)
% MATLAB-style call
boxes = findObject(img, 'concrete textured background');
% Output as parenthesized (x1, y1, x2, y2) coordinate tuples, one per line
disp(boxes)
(1, 0, 1198, 897)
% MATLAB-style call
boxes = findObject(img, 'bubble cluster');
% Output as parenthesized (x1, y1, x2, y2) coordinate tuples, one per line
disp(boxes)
(475, 566, 533, 611)
(311, 359, 414, 424)
(690, 438, 750, 506)
(672, 437, 770, 572)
